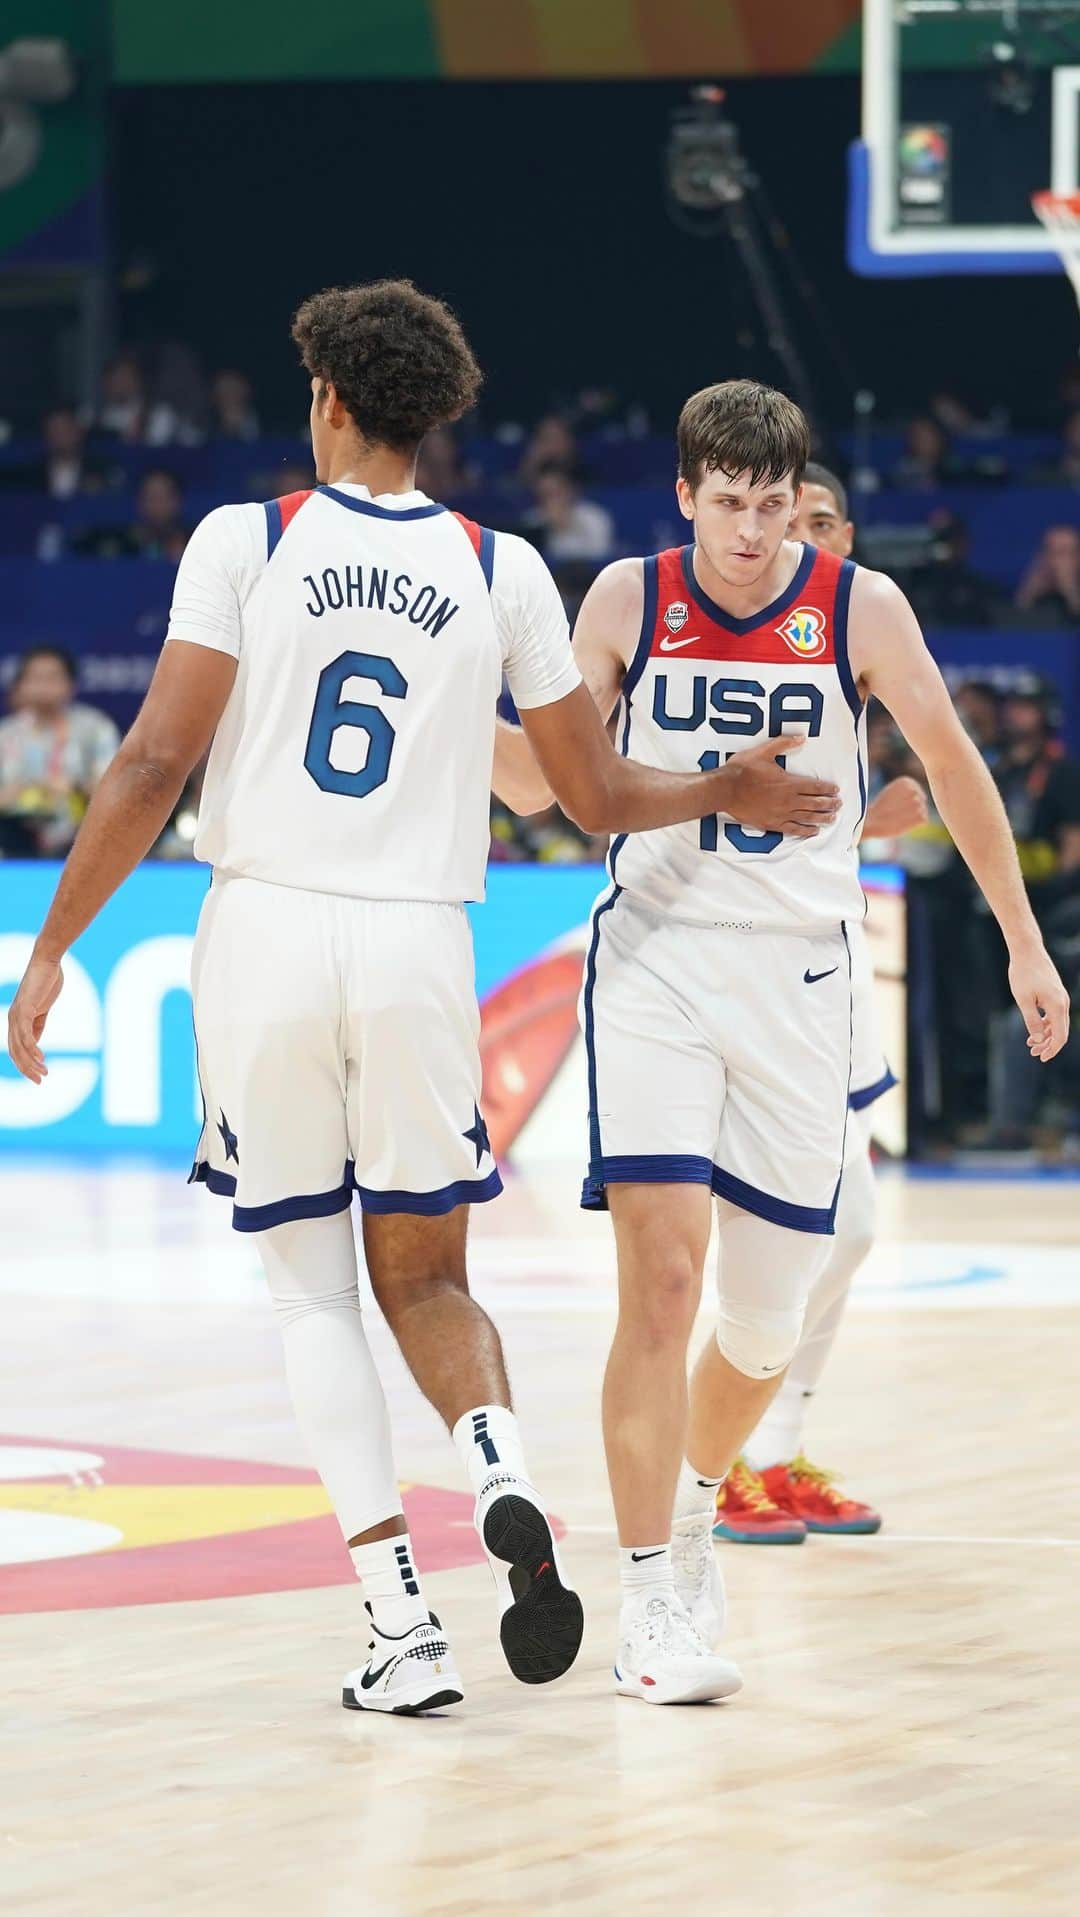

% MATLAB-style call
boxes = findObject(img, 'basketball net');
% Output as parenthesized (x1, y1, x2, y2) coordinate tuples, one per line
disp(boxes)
(1031, 190, 1080, 340)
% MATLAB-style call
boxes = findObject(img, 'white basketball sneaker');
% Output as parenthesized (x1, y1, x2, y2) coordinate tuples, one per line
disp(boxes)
(474, 1470, 585, 1685)
(671, 1514, 727, 1644)
(342, 1610, 464, 1716)
(615, 1591, 742, 1705)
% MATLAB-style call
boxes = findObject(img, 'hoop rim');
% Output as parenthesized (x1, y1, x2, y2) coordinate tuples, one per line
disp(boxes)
(1031, 189, 1080, 224)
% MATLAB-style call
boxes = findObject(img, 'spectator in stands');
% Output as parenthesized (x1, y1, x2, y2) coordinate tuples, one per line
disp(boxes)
(908, 511, 1005, 626)
(0, 647, 119, 857)
(36, 407, 112, 499)
(129, 469, 189, 561)
(952, 679, 1002, 767)
(891, 414, 955, 491)
(70, 468, 189, 561)
(1014, 525, 1080, 625)
(980, 686, 1080, 1149)
(95, 352, 181, 447)
(994, 683, 1080, 894)
(526, 464, 615, 563)
(517, 414, 580, 487)
(210, 369, 260, 441)
(415, 426, 476, 499)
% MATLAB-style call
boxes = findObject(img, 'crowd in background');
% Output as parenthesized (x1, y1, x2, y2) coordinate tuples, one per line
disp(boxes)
(2, 346, 1077, 1154)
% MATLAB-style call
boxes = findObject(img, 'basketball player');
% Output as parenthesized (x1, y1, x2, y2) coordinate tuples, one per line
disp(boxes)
(6, 291, 838, 1717)
(715, 461, 927, 1543)
(493, 382, 1068, 1704)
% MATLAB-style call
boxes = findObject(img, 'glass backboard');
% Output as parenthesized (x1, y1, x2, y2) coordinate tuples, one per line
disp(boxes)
(850, 0, 1080, 274)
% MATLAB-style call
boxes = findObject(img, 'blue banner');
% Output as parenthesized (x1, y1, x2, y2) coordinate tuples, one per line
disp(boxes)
(0, 862, 608, 1156)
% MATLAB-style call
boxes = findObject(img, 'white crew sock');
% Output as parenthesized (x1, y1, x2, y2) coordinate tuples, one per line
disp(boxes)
(451, 1403, 530, 1498)
(673, 1457, 724, 1526)
(742, 1377, 809, 1474)
(349, 1533, 431, 1637)
(619, 1544, 676, 1603)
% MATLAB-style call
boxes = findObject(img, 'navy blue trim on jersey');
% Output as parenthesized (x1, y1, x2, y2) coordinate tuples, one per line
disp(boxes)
(849, 1065, 898, 1112)
(709, 1166, 836, 1236)
(680, 540, 816, 639)
(621, 555, 659, 707)
(317, 485, 446, 521)
(581, 1153, 714, 1211)
(832, 557, 862, 719)
(263, 497, 284, 560)
(477, 524, 496, 591)
(583, 883, 624, 1176)
(832, 557, 867, 826)
(353, 1168, 502, 1215)
(190, 1160, 356, 1232)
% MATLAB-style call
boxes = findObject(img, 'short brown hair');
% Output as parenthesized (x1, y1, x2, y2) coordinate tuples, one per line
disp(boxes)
(292, 279, 482, 454)
(677, 379, 810, 492)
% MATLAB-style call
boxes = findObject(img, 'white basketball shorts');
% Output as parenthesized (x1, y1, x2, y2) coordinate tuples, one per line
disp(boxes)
(189, 875, 500, 1231)
(580, 886, 853, 1234)
(847, 916, 897, 1112)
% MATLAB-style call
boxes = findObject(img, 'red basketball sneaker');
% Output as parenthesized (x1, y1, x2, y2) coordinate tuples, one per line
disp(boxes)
(712, 1459, 807, 1545)
(760, 1455, 882, 1535)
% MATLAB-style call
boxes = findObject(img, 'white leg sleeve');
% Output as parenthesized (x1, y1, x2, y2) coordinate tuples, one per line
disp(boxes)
(714, 1201, 831, 1381)
(787, 1127, 877, 1396)
(255, 1210, 403, 1542)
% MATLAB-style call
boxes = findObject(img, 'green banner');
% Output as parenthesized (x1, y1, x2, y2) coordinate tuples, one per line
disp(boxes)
(0, 0, 106, 266)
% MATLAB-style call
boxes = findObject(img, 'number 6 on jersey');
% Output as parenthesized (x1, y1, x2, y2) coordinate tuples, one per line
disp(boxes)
(304, 649, 408, 798)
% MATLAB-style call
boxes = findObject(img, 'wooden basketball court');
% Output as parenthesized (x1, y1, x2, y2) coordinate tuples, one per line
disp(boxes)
(2, 1162, 1078, 1914)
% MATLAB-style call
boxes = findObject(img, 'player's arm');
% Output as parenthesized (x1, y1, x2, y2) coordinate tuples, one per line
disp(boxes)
(491, 559, 635, 816)
(852, 569, 1070, 1062)
(7, 507, 247, 1085)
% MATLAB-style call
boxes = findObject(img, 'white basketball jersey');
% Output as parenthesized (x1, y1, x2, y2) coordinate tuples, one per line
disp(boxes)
(164, 485, 579, 902)
(611, 542, 867, 932)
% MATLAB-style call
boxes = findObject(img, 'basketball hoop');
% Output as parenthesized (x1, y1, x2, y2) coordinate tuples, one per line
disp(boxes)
(1031, 190, 1080, 334)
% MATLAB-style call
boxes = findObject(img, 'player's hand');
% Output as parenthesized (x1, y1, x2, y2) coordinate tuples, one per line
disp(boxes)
(862, 775, 928, 839)
(1008, 943, 1071, 1064)
(715, 736, 840, 839)
(6, 951, 64, 1084)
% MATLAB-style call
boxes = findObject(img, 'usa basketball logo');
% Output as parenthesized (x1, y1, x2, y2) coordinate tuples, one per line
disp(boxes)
(664, 602, 689, 634)
(777, 606, 827, 658)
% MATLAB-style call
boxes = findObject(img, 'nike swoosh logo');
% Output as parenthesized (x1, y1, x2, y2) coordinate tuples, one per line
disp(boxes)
(804, 966, 838, 984)
(658, 633, 700, 652)
(630, 1548, 666, 1562)
(359, 1658, 396, 1689)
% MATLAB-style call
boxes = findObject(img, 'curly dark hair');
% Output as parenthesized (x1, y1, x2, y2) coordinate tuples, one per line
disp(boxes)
(291, 279, 482, 453)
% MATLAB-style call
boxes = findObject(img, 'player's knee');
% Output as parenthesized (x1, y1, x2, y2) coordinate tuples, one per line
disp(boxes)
(620, 1249, 700, 1347)
(715, 1299, 808, 1381)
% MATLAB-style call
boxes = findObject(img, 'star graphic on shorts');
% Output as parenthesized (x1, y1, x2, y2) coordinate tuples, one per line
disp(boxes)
(463, 1104, 491, 1169)
(217, 1110, 239, 1164)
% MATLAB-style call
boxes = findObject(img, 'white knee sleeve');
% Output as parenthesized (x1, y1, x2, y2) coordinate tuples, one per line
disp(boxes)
(256, 1211, 402, 1541)
(787, 1128, 877, 1395)
(714, 1202, 831, 1380)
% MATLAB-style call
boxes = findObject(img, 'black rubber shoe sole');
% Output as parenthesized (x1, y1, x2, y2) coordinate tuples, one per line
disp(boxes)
(341, 1685, 463, 1716)
(482, 1493, 585, 1686)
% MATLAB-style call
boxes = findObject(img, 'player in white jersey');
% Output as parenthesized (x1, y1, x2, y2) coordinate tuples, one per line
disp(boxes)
(493, 380, 1068, 1704)
(717, 462, 928, 1543)
(6, 288, 838, 1717)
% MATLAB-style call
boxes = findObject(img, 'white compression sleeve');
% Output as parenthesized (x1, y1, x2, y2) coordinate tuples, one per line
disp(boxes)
(255, 1210, 403, 1542)
(714, 1200, 831, 1381)
(787, 1122, 877, 1396)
